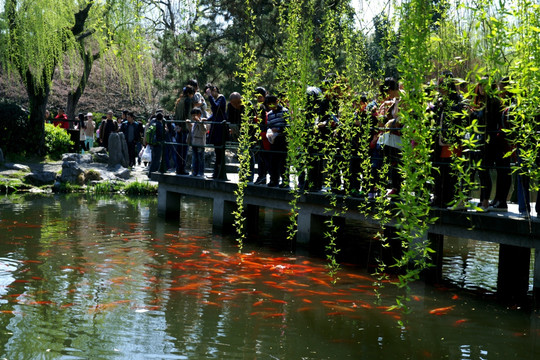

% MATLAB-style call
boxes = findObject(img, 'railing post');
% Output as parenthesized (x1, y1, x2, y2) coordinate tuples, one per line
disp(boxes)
(216, 121, 228, 181)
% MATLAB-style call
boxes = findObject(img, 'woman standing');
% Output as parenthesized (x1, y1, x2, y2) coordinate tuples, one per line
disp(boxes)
(77, 113, 86, 153)
(84, 112, 96, 150)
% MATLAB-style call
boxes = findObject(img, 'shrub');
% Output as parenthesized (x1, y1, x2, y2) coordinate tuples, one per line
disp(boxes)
(44, 123, 74, 160)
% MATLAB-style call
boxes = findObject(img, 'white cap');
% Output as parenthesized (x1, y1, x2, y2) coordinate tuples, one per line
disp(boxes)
(86, 112, 93, 117)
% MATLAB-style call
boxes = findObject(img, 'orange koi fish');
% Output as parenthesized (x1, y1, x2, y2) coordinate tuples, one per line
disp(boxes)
(25, 300, 55, 305)
(310, 277, 331, 288)
(323, 304, 356, 313)
(454, 319, 468, 326)
(168, 282, 205, 292)
(326, 311, 344, 316)
(22, 260, 42, 264)
(263, 313, 285, 318)
(429, 305, 455, 315)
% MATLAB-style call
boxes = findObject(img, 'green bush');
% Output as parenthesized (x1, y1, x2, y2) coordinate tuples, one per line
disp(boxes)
(44, 123, 74, 160)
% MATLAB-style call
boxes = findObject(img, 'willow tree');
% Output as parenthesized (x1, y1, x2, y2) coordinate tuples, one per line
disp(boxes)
(1, 0, 152, 156)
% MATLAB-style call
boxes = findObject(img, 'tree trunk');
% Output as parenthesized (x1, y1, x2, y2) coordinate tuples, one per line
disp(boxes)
(67, 50, 96, 124)
(25, 70, 50, 157)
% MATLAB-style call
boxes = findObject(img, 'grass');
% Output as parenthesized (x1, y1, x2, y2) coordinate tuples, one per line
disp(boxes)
(86, 180, 157, 195)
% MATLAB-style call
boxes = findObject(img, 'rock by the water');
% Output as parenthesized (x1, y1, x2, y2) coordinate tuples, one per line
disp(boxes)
(4, 163, 31, 172)
(89, 147, 107, 154)
(25, 171, 57, 185)
(108, 133, 129, 168)
(62, 153, 93, 164)
(109, 164, 131, 180)
(60, 161, 84, 183)
(93, 153, 109, 163)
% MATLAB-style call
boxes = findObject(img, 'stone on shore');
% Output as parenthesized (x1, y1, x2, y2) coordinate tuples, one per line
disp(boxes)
(108, 133, 129, 168)
(4, 163, 31, 172)
(60, 161, 84, 184)
(62, 153, 93, 164)
(109, 164, 131, 180)
(25, 171, 57, 185)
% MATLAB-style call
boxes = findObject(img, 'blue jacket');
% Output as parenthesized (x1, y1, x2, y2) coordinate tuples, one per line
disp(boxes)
(266, 106, 289, 133)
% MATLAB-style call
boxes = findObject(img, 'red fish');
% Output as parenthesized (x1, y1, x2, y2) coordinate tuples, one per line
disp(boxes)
(26, 301, 54, 305)
(22, 260, 42, 264)
(454, 319, 468, 326)
(429, 305, 455, 315)
(263, 313, 285, 318)
(270, 299, 287, 305)
(200, 301, 220, 307)
(168, 282, 205, 292)
(310, 277, 331, 288)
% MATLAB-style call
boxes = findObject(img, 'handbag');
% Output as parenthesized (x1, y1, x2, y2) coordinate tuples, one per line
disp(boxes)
(377, 132, 402, 149)
(141, 146, 152, 162)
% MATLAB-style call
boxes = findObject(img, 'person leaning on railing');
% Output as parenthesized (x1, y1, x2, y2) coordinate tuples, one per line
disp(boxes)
(174, 85, 194, 175)
(265, 94, 289, 188)
(205, 83, 228, 179)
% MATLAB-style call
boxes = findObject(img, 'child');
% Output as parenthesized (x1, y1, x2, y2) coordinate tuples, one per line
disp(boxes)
(188, 107, 207, 177)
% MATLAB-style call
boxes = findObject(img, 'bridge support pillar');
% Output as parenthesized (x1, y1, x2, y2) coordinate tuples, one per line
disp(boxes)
(497, 244, 530, 304)
(158, 186, 181, 222)
(534, 249, 540, 308)
(297, 211, 312, 244)
(245, 204, 260, 237)
(213, 197, 235, 231)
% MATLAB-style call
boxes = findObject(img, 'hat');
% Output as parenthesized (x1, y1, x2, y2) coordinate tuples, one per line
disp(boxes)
(86, 112, 93, 117)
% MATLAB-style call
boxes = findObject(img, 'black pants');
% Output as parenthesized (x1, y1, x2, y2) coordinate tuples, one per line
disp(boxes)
(127, 141, 136, 167)
(269, 136, 287, 185)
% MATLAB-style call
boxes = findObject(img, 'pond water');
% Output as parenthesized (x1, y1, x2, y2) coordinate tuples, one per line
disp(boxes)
(0, 194, 538, 359)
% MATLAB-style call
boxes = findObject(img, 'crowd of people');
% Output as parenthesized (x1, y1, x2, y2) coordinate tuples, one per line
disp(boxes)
(46, 75, 539, 218)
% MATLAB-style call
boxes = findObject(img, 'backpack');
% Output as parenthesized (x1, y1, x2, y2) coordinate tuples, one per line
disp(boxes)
(145, 121, 157, 146)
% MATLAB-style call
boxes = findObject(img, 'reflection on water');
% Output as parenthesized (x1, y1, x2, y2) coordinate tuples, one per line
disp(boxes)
(0, 194, 538, 359)
(442, 238, 535, 294)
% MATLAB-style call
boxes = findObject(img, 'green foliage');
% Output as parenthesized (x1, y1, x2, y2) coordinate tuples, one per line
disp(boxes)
(0, 99, 30, 155)
(44, 123, 74, 160)
(123, 181, 158, 195)
(88, 181, 125, 195)
(0, 178, 28, 194)
(151, 0, 356, 103)
(54, 182, 83, 193)
(232, 0, 263, 252)
(1, 0, 153, 156)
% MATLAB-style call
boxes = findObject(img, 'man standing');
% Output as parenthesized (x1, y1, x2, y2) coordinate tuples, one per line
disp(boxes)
(227, 92, 243, 142)
(53, 108, 69, 129)
(99, 110, 118, 150)
(120, 112, 140, 168)
(147, 112, 164, 178)
(174, 85, 194, 175)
